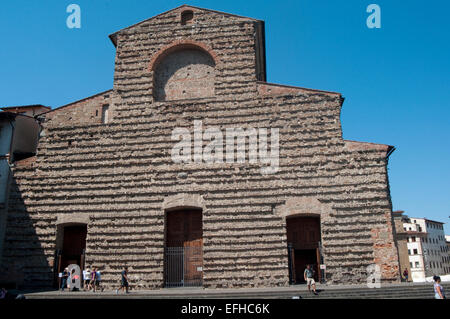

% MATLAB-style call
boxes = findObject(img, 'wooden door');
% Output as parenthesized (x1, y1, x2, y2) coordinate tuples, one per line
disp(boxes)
(183, 211, 202, 283)
(286, 217, 320, 250)
(61, 225, 87, 270)
(166, 211, 185, 247)
(316, 247, 322, 283)
(289, 246, 296, 283)
(166, 209, 203, 286)
(286, 216, 321, 283)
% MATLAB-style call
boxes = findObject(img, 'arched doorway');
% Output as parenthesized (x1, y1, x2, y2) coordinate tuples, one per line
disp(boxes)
(164, 208, 203, 287)
(54, 224, 87, 285)
(286, 216, 321, 284)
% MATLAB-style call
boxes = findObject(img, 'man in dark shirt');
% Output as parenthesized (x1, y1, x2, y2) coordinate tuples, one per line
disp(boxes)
(61, 268, 69, 291)
(403, 268, 409, 282)
(117, 267, 129, 294)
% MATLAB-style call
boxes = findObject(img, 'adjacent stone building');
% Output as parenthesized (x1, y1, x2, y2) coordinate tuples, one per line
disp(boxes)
(393, 211, 450, 282)
(0, 5, 400, 289)
(392, 210, 421, 282)
(0, 106, 45, 288)
(407, 217, 449, 281)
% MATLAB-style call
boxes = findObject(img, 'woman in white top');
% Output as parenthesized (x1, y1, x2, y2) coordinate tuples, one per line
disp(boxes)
(433, 276, 445, 299)
(83, 268, 91, 291)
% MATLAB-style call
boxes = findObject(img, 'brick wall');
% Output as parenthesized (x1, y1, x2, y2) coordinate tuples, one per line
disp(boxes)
(154, 49, 215, 101)
(44, 90, 112, 127)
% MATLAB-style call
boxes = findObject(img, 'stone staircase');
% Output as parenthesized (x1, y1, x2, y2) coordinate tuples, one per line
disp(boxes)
(282, 283, 450, 299)
(22, 282, 449, 299)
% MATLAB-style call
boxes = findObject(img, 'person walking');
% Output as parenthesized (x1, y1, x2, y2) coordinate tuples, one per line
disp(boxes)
(434, 276, 446, 299)
(116, 267, 130, 294)
(403, 268, 409, 282)
(89, 267, 97, 292)
(96, 268, 104, 292)
(83, 267, 91, 291)
(61, 268, 69, 292)
(304, 264, 318, 295)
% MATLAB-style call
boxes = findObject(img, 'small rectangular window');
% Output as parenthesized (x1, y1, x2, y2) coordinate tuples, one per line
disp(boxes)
(101, 105, 109, 124)
(181, 10, 194, 25)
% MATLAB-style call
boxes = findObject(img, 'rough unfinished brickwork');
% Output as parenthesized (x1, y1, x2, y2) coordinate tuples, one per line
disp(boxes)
(154, 48, 216, 101)
(0, 5, 400, 289)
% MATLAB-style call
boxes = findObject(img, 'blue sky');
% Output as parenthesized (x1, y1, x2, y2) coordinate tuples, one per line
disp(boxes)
(1, 1, 449, 233)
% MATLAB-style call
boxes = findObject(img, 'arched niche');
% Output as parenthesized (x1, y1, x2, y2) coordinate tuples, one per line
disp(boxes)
(151, 41, 217, 101)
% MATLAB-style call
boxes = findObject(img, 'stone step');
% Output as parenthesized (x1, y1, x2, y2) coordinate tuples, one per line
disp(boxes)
(23, 283, 450, 299)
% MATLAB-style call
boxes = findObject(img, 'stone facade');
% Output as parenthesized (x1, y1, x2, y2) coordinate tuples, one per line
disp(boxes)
(0, 5, 400, 289)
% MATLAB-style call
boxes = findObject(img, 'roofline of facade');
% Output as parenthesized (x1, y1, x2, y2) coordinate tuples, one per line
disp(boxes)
(41, 89, 113, 115)
(1, 105, 51, 110)
(344, 139, 395, 159)
(344, 139, 395, 150)
(108, 4, 263, 47)
(408, 217, 446, 225)
(256, 81, 342, 97)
